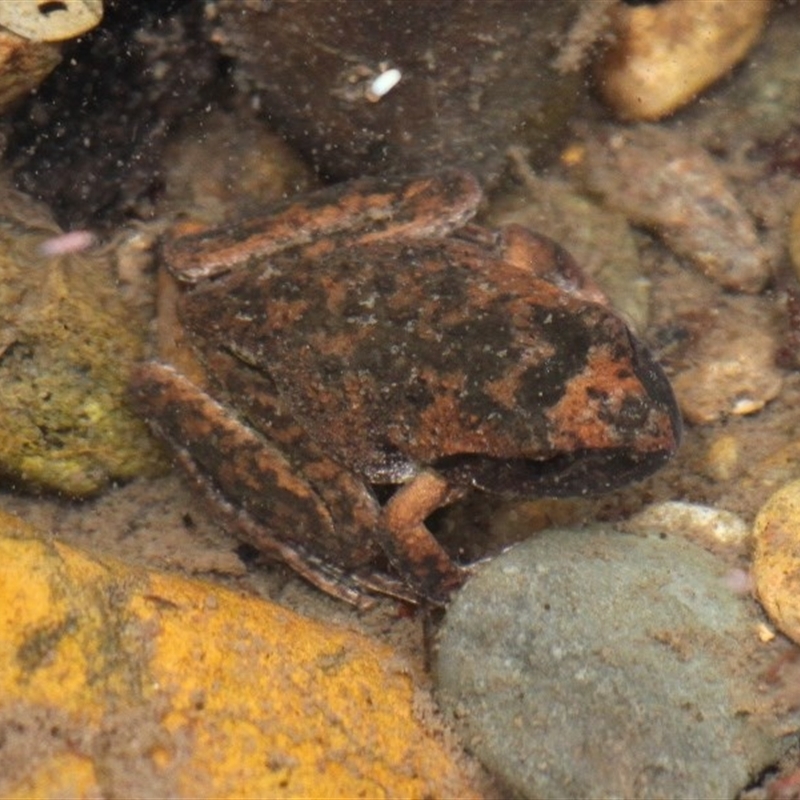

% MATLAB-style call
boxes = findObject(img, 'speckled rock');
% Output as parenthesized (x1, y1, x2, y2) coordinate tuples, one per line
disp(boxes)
(434, 527, 788, 800)
(623, 501, 750, 549)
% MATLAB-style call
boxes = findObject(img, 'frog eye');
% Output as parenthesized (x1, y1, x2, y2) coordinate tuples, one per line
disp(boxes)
(624, 331, 683, 448)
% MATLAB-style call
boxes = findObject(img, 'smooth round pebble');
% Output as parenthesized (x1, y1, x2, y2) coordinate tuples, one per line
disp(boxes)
(434, 527, 784, 800)
(753, 479, 800, 646)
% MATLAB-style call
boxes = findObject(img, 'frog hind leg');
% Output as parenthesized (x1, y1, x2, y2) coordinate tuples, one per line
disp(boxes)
(379, 470, 469, 605)
(455, 222, 609, 305)
(131, 362, 378, 606)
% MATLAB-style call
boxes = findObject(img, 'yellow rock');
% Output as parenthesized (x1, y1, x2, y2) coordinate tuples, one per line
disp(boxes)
(753, 480, 800, 646)
(0, 512, 477, 798)
(789, 202, 800, 280)
(6, 754, 99, 800)
(597, 0, 771, 121)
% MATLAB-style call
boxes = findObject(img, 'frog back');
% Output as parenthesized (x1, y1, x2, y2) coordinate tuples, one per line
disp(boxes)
(181, 238, 679, 494)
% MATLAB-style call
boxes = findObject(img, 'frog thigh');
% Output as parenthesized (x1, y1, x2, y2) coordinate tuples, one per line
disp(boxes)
(198, 348, 384, 568)
(164, 170, 482, 281)
(131, 363, 371, 604)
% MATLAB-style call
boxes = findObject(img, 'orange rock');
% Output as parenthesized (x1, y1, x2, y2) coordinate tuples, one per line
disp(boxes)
(0, 512, 478, 798)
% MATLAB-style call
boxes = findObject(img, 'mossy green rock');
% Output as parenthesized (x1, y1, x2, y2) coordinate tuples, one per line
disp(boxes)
(0, 192, 164, 495)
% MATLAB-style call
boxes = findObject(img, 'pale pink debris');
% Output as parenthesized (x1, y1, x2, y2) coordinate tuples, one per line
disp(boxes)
(39, 230, 97, 257)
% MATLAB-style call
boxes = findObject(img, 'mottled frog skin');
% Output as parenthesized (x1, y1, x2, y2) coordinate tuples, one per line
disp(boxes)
(131, 171, 681, 605)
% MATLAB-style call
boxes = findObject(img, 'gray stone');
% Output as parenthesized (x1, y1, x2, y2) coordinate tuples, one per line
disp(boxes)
(434, 528, 789, 799)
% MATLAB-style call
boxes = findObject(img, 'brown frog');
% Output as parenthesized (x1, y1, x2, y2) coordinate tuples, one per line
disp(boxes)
(131, 171, 681, 605)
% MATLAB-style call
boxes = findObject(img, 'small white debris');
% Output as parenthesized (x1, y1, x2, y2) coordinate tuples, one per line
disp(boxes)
(756, 622, 776, 643)
(366, 68, 401, 102)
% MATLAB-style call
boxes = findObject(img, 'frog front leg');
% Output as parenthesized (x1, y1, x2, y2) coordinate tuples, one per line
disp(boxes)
(379, 470, 469, 604)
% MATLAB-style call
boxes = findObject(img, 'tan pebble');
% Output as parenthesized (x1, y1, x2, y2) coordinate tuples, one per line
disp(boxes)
(753, 479, 800, 646)
(0, 0, 101, 42)
(596, 0, 771, 121)
(705, 435, 741, 482)
(0, 31, 60, 114)
(624, 501, 749, 549)
(672, 314, 782, 425)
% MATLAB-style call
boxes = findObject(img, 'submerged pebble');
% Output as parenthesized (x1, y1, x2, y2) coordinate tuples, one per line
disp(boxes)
(435, 527, 785, 799)
(670, 299, 783, 424)
(579, 125, 771, 293)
